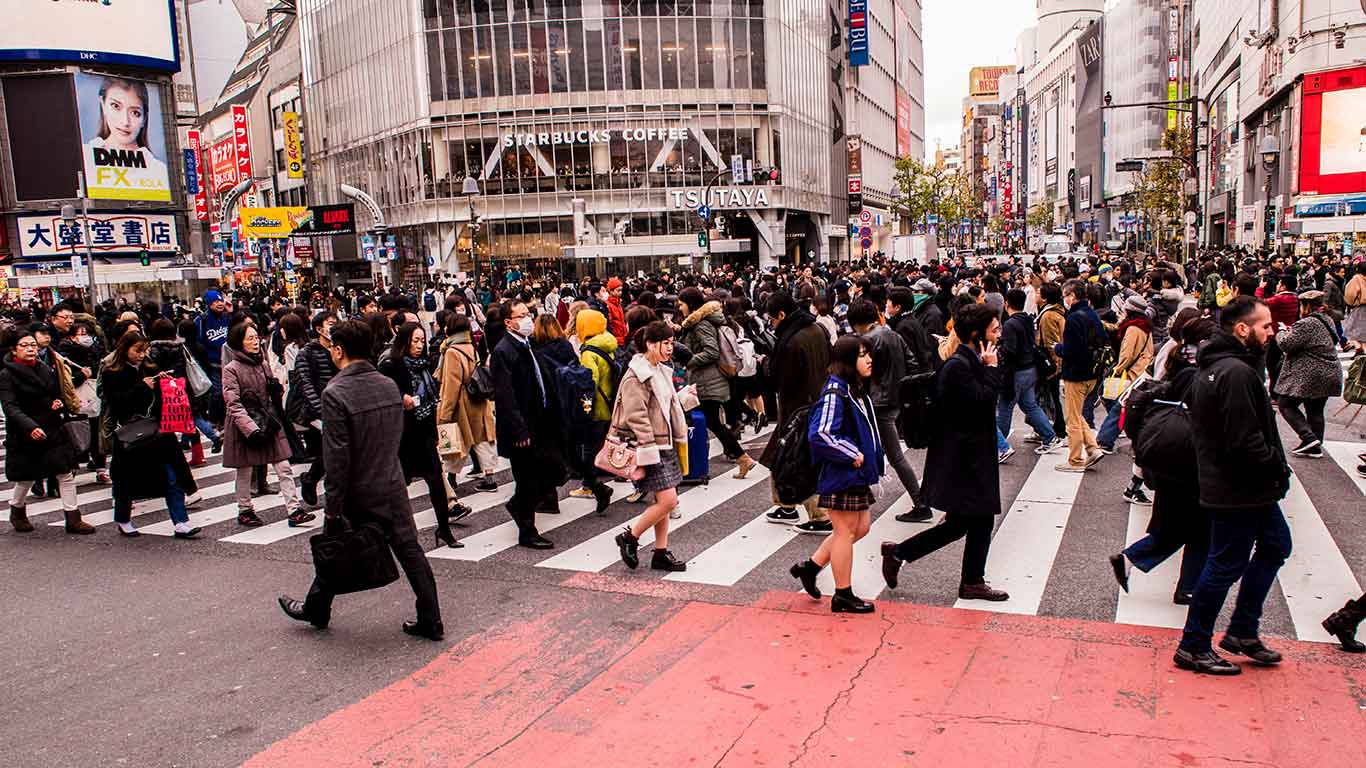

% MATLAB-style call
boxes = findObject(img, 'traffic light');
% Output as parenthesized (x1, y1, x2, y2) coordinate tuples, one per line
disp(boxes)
(697, 231, 709, 248)
(139, 249, 150, 267)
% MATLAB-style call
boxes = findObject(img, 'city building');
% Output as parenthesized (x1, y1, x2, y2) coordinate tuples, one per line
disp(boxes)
(297, 0, 922, 280)
(961, 66, 1011, 246)
(1101, 0, 1167, 245)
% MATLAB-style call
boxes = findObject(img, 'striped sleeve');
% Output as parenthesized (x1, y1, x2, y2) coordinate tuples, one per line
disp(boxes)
(808, 388, 862, 464)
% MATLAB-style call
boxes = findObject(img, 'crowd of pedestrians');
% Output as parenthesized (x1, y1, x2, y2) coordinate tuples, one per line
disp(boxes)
(2, 245, 1365, 667)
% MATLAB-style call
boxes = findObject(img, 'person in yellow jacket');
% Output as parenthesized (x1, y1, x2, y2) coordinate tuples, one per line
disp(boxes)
(569, 309, 618, 514)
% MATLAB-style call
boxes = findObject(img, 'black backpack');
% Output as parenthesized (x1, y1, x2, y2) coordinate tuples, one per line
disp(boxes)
(1088, 318, 1117, 380)
(896, 371, 938, 449)
(423, 290, 438, 312)
(1120, 377, 1169, 443)
(768, 386, 846, 504)
(465, 358, 496, 403)
(1133, 399, 1194, 486)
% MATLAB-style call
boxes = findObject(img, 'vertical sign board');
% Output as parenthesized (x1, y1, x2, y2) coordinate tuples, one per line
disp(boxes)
(232, 105, 252, 186)
(187, 130, 209, 222)
(896, 91, 912, 157)
(283, 112, 303, 179)
(848, 0, 869, 67)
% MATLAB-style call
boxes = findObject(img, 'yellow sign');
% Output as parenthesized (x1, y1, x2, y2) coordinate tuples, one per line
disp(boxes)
(283, 112, 303, 179)
(968, 65, 1014, 98)
(240, 206, 311, 238)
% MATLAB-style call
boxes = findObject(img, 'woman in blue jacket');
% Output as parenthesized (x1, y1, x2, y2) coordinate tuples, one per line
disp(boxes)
(789, 335, 884, 614)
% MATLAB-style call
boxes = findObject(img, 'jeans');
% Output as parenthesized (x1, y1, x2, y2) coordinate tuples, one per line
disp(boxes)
(892, 513, 994, 585)
(996, 428, 1010, 454)
(194, 416, 220, 444)
(996, 367, 1056, 443)
(1179, 505, 1292, 653)
(1277, 395, 1327, 446)
(113, 463, 188, 525)
(1123, 488, 1211, 596)
(1096, 398, 1122, 449)
(1063, 380, 1099, 466)
(875, 409, 921, 505)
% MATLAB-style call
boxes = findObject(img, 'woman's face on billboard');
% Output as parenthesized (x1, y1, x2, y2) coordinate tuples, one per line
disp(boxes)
(100, 83, 145, 150)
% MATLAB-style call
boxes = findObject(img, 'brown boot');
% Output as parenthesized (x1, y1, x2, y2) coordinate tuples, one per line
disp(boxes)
(732, 453, 757, 479)
(958, 582, 1010, 602)
(9, 505, 34, 533)
(1322, 598, 1366, 653)
(64, 510, 96, 535)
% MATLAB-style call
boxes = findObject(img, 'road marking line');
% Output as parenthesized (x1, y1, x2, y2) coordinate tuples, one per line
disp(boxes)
(1113, 498, 1186, 630)
(1277, 474, 1363, 643)
(813, 494, 938, 599)
(1323, 441, 1366, 497)
(664, 506, 795, 585)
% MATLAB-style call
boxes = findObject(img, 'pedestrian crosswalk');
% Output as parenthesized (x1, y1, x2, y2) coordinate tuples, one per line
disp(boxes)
(3, 419, 1365, 646)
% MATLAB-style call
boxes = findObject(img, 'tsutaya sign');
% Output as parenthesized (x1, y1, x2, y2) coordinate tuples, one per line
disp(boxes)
(670, 187, 771, 209)
(503, 126, 690, 148)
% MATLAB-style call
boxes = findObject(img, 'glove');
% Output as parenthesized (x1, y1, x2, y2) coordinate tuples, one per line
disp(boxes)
(245, 429, 269, 448)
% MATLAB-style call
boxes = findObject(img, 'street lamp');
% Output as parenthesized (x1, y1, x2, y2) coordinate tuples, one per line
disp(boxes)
(461, 175, 481, 286)
(1260, 133, 1281, 254)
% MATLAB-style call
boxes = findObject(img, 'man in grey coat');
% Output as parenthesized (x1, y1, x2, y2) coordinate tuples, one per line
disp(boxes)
(278, 319, 444, 641)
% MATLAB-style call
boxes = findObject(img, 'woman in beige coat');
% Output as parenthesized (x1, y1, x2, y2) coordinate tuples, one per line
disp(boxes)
(612, 321, 700, 573)
(436, 314, 499, 515)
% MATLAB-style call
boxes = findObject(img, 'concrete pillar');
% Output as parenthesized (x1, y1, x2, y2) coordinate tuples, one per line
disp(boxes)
(757, 209, 780, 271)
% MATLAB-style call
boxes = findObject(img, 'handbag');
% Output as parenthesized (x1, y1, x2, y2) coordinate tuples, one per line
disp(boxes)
(1102, 371, 1130, 401)
(309, 519, 400, 595)
(62, 417, 91, 453)
(1345, 356, 1366, 406)
(75, 379, 101, 418)
(436, 422, 467, 460)
(183, 350, 212, 397)
(594, 431, 645, 481)
(114, 416, 160, 452)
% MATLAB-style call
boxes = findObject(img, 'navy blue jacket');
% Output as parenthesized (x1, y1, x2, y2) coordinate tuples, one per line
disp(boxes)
(1055, 300, 1104, 382)
(807, 376, 885, 495)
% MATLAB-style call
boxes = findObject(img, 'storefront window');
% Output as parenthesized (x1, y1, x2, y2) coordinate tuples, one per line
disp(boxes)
(567, 21, 588, 91)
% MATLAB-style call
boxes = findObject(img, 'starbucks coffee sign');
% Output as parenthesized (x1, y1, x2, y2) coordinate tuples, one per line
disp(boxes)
(670, 187, 771, 209)
(503, 126, 690, 148)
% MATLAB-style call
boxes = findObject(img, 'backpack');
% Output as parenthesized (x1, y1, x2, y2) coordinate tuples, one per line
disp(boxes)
(735, 334, 758, 378)
(1088, 318, 1117, 380)
(465, 361, 496, 403)
(422, 290, 437, 312)
(550, 358, 597, 432)
(769, 386, 846, 504)
(582, 344, 623, 402)
(895, 371, 938, 449)
(1133, 399, 1195, 486)
(1120, 377, 1170, 443)
(717, 324, 741, 378)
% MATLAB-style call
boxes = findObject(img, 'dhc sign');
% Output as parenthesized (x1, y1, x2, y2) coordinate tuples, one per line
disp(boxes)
(848, 0, 869, 67)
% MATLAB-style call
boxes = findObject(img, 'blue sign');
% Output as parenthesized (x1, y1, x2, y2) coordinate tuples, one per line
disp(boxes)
(849, 223, 859, 237)
(848, 0, 870, 67)
(697, 204, 712, 222)
(860, 226, 872, 238)
(384, 235, 398, 263)
(284, 260, 295, 271)
(426, 255, 436, 267)
(861, 237, 872, 249)
(183, 149, 199, 195)
(361, 235, 376, 262)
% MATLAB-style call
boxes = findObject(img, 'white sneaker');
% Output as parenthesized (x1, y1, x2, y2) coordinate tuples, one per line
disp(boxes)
(1055, 462, 1089, 473)
(185, 493, 203, 509)
(998, 447, 1016, 464)
(669, 508, 682, 519)
(1034, 437, 1064, 455)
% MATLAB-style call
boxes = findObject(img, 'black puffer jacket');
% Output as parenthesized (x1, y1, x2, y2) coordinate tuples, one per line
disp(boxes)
(291, 340, 337, 424)
(1188, 332, 1289, 510)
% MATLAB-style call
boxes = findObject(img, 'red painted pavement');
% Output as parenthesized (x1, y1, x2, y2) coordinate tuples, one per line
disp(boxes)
(246, 591, 1366, 767)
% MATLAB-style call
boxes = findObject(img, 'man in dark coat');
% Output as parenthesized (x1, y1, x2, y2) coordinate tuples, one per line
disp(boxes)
(1173, 297, 1291, 675)
(758, 291, 832, 531)
(277, 319, 444, 641)
(880, 303, 1009, 602)
(490, 299, 559, 549)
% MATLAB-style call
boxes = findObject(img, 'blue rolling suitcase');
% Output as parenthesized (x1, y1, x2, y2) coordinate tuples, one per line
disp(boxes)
(680, 408, 710, 485)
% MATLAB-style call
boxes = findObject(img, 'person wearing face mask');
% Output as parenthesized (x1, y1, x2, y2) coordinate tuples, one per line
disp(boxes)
(57, 320, 111, 484)
(1172, 297, 1292, 676)
(222, 322, 311, 528)
(490, 300, 560, 550)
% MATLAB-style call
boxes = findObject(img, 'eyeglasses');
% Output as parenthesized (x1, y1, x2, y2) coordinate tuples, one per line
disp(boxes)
(15, 341, 38, 348)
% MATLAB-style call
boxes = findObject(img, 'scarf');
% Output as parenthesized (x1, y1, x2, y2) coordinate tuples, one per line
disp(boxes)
(236, 349, 263, 366)
(405, 354, 436, 405)
(1118, 316, 1151, 339)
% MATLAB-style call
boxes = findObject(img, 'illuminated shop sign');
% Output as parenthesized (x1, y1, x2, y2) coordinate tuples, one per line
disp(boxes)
(669, 187, 771, 209)
(503, 126, 690, 148)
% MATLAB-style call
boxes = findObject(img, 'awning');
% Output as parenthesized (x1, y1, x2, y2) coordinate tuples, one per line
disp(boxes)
(1293, 193, 1366, 218)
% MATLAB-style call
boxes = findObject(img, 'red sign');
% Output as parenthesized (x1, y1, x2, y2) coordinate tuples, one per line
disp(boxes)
(187, 130, 209, 222)
(207, 138, 238, 233)
(1002, 163, 1013, 219)
(848, 177, 862, 195)
(896, 91, 912, 158)
(232, 105, 252, 183)
(1299, 65, 1366, 196)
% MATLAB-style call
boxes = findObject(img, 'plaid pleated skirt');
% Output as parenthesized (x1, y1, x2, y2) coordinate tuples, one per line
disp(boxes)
(637, 450, 683, 494)
(818, 485, 875, 513)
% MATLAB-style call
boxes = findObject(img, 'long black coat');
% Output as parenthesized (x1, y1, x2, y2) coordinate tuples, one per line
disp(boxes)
(490, 333, 549, 456)
(377, 355, 441, 480)
(0, 357, 78, 481)
(100, 363, 198, 501)
(919, 345, 1003, 518)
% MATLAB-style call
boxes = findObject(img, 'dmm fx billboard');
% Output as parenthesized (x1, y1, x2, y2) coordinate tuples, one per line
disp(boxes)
(17, 212, 178, 259)
(0, 0, 179, 71)
(76, 72, 171, 201)
(848, 0, 869, 67)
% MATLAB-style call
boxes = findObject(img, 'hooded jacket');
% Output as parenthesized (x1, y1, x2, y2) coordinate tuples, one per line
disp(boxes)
(1188, 332, 1289, 510)
(677, 300, 731, 402)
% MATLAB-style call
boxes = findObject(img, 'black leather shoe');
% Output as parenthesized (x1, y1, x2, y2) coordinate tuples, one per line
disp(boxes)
(172, 527, 202, 540)
(831, 593, 875, 614)
(895, 506, 933, 523)
(518, 533, 554, 550)
(1218, 635, 1282, 665)
(789, 560, 821, 599)
(958, 582, 1010, 601)
(300, 479, 318, 507)
(1173, 590, 1194, 606)
(593, 485, 613, 515)
(475, 478, 499, 492)
(1173, 648, 1241, 675)
(402, 620, 444, 641)
(880, 542, 902, 590)
(1109, 553, 1129, 593)
(650, 549, 686, 572)
(615, 528, 639, 569)
(278, 596, 327, 629)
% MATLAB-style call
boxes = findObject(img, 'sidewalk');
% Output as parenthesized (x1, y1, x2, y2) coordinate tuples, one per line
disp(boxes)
(246, 587, 1366, 767)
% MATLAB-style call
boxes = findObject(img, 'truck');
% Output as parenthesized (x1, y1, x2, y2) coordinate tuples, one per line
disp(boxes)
(893, 234, 937, 265)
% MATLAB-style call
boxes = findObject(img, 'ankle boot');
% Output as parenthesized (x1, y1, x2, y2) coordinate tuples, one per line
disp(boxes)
(189, 440, 206, 467)
(1322, 598, 1366, 653)
(650, 548, 686, 572)
(64, 510, 96, 535)
(9, 505, 34, 533)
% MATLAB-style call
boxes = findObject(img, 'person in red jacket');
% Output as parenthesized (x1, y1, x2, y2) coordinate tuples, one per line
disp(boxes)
(605, 276, 628, 345)
(1264, 273, 1300, 390)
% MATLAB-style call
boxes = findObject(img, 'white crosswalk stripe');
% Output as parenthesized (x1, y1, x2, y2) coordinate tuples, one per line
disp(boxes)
(1276, 474, 1363, 643)
(1113, 498, 1187, 630)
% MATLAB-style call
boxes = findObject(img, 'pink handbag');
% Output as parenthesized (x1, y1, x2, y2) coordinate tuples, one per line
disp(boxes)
(594, 432, 645, 481)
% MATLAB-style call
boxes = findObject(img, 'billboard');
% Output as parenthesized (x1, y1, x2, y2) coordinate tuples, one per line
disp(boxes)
(1300, 67, 1366, 195)
(17, 212, 178, 259)
(240, 206, 312, 238)
(75, 73, 171, 202)
(969, 66, 1014, 98)
(2, 75, 83, 202)
(848, 0, 869, 67)
(896, 91, 912, 158)
(0, 0, 179, 72)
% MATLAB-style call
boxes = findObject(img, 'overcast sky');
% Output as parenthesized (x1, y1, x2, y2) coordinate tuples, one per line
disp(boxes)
(921, 0, 1037, 160)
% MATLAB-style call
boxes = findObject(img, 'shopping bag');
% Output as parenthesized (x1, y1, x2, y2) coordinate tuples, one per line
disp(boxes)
(75, 379, 100, 418)
(1102, 373, 1129, 401)
(436, 422, 467, 460)
(183, 350, 212, 398)
(309, 519, 400, 595)
(159, 376, 196, 434)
